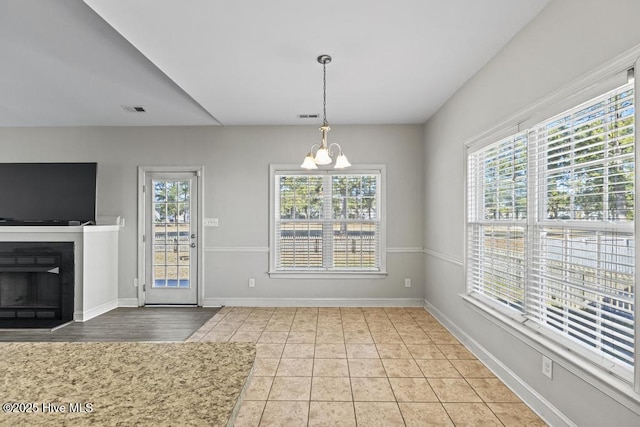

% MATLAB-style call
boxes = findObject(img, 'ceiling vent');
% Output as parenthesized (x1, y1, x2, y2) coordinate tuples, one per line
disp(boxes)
(297, 113, 319, 119)
(121, 105, 146, 113)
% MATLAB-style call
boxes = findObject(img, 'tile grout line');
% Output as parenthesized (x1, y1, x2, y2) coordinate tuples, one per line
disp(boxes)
(256, 307, 272, 427)
(308, 308, 318, 427)
(386, 309, 409, 426)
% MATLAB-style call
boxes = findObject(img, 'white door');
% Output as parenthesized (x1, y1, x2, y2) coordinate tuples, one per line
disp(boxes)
(144, 172, 198, 305)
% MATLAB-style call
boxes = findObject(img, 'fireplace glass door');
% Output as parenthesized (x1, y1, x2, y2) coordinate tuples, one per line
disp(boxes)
(0, 242, 74, 328)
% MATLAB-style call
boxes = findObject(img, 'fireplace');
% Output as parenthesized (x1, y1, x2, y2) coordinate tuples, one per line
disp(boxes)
(0, 242, 74, 328)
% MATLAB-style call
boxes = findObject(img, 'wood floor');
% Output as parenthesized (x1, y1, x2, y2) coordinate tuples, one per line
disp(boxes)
(0, 307, 220, 342)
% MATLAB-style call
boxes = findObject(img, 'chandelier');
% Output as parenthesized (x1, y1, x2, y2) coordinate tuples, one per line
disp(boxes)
(301, 55, 351, 169)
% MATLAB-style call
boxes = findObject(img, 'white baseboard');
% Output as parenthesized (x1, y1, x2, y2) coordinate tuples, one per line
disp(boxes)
(422, 299, 574, 427)
(202, 297, 424, 307)
(74, 299, 118, 322)
(118, 298, 140, 308)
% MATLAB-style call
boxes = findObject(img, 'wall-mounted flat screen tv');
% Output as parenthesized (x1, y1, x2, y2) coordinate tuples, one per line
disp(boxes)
(0, 162, 97, 225)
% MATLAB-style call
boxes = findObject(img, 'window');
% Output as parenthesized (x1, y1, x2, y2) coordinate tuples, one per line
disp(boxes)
(528, 83, 636, 369)
(269, 166, 386, 276)
(467, 132, 528, 311)
(467, 76, 636, 383)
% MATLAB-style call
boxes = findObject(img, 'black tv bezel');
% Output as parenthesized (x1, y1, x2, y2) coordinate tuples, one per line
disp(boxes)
(0, 162, 98, 226)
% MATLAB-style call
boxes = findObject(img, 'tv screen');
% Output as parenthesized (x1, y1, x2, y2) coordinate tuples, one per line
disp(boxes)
(0, 162, 97, 225)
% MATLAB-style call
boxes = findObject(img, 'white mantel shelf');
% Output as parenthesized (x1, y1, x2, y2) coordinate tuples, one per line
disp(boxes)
(0, 225, 120, 233)
(0, 225, 120, 322)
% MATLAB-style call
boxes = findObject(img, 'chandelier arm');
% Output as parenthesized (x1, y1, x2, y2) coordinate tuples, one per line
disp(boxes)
(328, 142, 343, 156)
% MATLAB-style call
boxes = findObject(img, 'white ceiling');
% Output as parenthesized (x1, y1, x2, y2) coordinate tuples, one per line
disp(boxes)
(0, 0, 216, 127)
(1, 0, 550, 127)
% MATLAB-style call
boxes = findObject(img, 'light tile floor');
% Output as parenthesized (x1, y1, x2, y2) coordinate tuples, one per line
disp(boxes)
(187, 307, 547, 426)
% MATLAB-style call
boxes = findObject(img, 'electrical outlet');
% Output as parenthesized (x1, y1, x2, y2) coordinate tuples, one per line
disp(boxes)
(542, 355, 553, 379)
(404, 278, 411, 287)
(248, 278, 255, 288)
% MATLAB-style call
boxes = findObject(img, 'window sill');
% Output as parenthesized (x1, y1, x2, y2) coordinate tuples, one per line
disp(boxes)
(268, 271, 388, 279)
(460, 293, 640, 411)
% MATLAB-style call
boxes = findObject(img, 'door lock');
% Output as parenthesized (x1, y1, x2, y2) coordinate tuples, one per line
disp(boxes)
(191, 234, 196, 239)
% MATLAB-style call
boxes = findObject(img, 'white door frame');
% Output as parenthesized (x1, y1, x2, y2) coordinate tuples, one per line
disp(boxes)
(137, 166, 204, 306)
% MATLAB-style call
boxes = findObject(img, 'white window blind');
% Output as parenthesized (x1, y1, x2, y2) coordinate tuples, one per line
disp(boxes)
(528, 81, 635, 368)
(274, 171, 382, 272)
(467, 76, 635, 377)
(467, 133, 528, 311)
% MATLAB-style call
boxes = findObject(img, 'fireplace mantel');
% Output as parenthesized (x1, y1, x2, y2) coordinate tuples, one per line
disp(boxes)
(0, 225, 119, 322)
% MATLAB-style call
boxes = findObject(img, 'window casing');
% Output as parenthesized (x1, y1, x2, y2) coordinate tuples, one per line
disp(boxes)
(269, 165, 386, 277)
(466, 76, 636, 386)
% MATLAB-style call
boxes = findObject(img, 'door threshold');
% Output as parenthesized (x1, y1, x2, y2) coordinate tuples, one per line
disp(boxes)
(143, 304, 199, 308)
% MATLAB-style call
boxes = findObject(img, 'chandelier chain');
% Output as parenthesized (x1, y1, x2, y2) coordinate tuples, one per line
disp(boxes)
(322, 61, 328, 126)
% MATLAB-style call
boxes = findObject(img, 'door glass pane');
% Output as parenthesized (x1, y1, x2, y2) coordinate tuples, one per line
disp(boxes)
(154, 182, 166, 202)
(152, 179, 191, 289)
(178, 181, 190, 201)
(166, 181, 177, 203)
(154, 266, 166, 287)
(166, 266, 178, 287)
(178, 203, 189, 223)
(178, 266, 190, 287)
(154, 204, 166, 223)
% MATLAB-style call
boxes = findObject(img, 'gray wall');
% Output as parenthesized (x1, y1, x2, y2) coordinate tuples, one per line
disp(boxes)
(423, 0, 640, 425)
(0, 124, 425, 304)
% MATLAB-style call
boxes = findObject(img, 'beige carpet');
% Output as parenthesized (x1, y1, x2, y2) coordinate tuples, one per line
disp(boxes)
(0, 341, 255, 426)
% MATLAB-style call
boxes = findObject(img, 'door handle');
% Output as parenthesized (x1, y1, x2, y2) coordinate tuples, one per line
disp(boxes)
(190, 243, 196, 248)
(191, 234, 196, 239)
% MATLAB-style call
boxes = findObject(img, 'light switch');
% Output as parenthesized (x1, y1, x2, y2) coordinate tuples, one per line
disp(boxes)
(204, 218, 219, 227)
